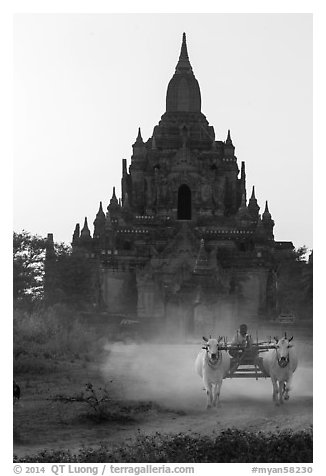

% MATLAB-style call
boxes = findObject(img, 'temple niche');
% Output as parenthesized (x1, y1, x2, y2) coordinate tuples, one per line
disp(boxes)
(69, 33, 294, 336)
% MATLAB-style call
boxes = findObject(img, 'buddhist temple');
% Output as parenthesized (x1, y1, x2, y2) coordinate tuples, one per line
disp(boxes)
(68, 33, 294, 335)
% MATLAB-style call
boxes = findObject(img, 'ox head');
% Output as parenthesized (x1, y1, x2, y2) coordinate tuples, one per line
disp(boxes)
(274, 335, 294, 367)
(202, 336, 223, 361)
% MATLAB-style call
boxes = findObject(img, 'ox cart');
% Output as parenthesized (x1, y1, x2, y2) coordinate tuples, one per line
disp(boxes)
(221, 338, 273, 380)
(196, 334, 297, 407)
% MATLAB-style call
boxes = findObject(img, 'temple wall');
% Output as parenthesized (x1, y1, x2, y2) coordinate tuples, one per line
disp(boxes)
(235, 268, 269, 320)
(101, 268, 136, 314)
(136, 278, 165, 321)
(193, 299, 238, 338)
(101, 265, 270, 334)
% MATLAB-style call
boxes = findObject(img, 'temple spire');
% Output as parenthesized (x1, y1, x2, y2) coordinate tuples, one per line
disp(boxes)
(238, 161, 246, 204)
(94, 201, 105, 224)
(265, 201, 270, 213)
(133, 127, 144, 149)
(248, 186, 260, 220)
(80, 217, 91, 239)
(97, 201, 104, 215)
(180, 33, 189, 59)
(108, 186, 120, 217)
(224, 129, 235, 158)
(241, 161, 245, 179)
(261, 201, 274, 239)
(175, 32, 193, 74)
(166, 33, 201, 112)
(262, 200, 272, 221)
(122, 158, 127, 175)
(136, 127, 143, 143)
(72, 223, 80, 244)
(93, 202, 106, 241)
(226, 129, 233, 144)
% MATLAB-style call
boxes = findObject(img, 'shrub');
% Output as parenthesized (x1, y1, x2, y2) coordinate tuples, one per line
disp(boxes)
(50, 385, 185, 424)
(50, 383, 134, 423)
(14, 427, 313, 463)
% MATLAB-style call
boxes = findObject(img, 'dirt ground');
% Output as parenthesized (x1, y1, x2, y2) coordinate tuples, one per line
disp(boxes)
(13, 327, 313, 459)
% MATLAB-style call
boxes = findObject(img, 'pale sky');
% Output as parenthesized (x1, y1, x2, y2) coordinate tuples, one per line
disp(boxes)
(14, 13, 312, 250)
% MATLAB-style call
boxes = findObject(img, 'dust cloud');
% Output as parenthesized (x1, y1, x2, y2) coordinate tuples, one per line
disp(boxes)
(100, 324, 312, 410)
(101, 342, 203, 408)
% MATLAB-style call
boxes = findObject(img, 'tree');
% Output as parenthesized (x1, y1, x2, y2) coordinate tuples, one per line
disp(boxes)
(13, 231, 47, 308)
(13, 231, 100, 311)
(274, 246, 313, 319)
(53, 250, 98, 309)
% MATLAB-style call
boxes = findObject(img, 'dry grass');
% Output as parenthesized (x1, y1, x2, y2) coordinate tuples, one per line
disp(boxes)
(13, 304, 99, 373)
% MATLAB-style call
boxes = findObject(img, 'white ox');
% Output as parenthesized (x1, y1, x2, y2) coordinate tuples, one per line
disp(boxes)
(262, 335, 298, 406)
(195, 336, 230, 409)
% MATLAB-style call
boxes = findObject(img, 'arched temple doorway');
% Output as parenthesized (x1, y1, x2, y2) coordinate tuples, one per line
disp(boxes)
(177, 184, 192, 220)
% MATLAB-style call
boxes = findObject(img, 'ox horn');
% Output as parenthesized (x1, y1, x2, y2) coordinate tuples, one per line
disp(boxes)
(202, 336, 208, 342)
(288, 336, 293, 342)
(218, 336, 223, 343)
(284, 331, 287, 339)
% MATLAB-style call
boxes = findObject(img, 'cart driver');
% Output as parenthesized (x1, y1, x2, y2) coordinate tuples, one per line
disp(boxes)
(231, 323, 252, 348)
(229, 323, 252, 362)
(229, 324, 266, 375)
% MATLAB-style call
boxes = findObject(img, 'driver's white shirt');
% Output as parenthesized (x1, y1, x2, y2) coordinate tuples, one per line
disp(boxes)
(231, 332, 251, 346)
